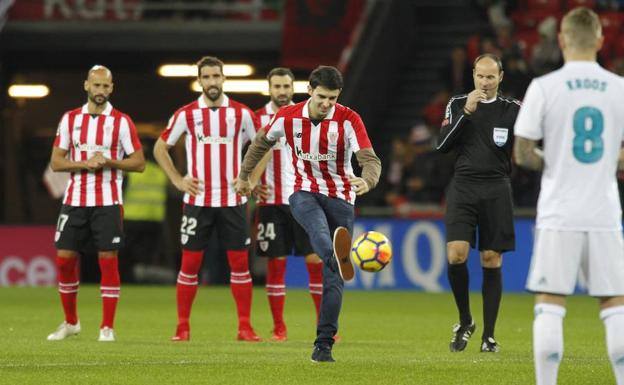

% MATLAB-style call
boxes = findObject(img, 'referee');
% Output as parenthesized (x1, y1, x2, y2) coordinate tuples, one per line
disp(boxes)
(436, 54, 520, 353)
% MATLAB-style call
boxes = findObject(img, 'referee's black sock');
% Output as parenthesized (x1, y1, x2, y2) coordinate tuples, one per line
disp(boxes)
(447, 262, 472, 326)
(482, 267, 502, 340)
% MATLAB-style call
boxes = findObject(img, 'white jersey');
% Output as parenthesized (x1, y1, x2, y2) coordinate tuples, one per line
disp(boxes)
(515, 61, 624, 231)
(161, 95, 257, 207)
(54, 103, 141, 207)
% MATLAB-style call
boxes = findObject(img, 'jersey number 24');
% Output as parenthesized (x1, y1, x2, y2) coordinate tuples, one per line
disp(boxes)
(573, 106, 604, 163)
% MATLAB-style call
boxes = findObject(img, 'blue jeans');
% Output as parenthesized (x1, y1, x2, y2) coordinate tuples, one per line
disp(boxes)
(289, 191, 354, 347)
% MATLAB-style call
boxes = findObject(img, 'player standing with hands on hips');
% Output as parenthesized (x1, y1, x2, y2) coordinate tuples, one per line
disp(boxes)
(437, 54, 521, 353)
(235, 66, 381, 362)
(515, 7, 624, 385)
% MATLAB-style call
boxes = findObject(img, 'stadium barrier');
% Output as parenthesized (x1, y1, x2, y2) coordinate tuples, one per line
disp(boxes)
(0, 220, 590, 291)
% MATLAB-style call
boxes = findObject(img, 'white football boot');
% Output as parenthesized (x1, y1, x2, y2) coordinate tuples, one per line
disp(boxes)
(98, 327, 116, 342)
(47, 321, 81, 341)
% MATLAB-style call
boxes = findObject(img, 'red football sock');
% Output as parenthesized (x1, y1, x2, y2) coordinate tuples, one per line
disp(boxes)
(56, 256, 79, 325)
(227, 249, 253, 330)
(176, 249, 203, 330)
(99, 256, 120, 329)
(266, 258, 287, 329)
(306, 262, 323, 322)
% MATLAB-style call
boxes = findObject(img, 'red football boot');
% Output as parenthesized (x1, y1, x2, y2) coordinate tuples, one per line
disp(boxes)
(237, 328, 262, 342)
(270, 325, 287, 342)
(333, 334, 342, 343)
(171, 325, 190, 342)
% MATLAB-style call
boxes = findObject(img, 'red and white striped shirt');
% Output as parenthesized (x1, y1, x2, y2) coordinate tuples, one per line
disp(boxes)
(255, 102, 295, 206)
(162, 95, 258, 207)
(266, 99, 373, 204)
(53, 103, 141, 207)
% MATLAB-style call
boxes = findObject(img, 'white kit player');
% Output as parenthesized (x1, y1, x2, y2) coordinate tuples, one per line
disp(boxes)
(514, 7, 624, 385)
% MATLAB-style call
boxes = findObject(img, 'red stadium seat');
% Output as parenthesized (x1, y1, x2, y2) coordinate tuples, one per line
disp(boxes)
(565, 0, 596, 10)
(466, 34, 481, 62)
(610, 33, 624, 58)
(599, 12, 623, 37)
(526, 0, 562, 11)
(512, 9, 561, 31)
(516, 30, 541, 60)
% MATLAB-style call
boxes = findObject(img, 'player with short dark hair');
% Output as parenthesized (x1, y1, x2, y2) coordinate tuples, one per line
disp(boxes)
(47, 65, 145, 342)
(252, 67, 324, 342)
(154, 55, 262, 342)
(515, 7, 624, 384)
(437, 54, 521, 353)
(236, 65, 381, 362)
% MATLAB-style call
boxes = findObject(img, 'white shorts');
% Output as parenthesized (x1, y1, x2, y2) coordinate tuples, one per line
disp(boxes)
(526, 229, 624, 296)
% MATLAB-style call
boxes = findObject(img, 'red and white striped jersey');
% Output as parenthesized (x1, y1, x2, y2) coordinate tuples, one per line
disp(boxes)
(266, 99, 373, 204)
(162, 95, 258, 207)
(53, 103, 142, 207)
(255, 102, 295, 206)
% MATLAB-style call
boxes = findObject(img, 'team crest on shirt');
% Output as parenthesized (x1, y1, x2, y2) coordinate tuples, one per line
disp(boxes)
(104, 125, 113, 133)
(259, 241, 269, 252)
(226, 116, 236, 126)
(328, 132, 338, 144)
(493, 127, 509, 147)
(181, 234, 189, 245)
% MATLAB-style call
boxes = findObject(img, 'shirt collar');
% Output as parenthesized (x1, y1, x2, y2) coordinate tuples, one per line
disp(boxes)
(481, 96, 497, 104)
(81, 102, 113, 115)
(265, 100, 295, 114)
(198, 93, 230, 108)
(302, 98, 335, 120)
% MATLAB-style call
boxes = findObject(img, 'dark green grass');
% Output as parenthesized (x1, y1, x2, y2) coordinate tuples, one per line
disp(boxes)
(0, 286, 615, 384)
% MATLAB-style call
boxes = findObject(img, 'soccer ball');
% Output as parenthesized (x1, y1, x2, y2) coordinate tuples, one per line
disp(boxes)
(350, 231, 392, 272)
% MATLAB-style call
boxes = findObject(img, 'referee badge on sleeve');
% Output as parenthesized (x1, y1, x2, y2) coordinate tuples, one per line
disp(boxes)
(493, 127, 509, 147)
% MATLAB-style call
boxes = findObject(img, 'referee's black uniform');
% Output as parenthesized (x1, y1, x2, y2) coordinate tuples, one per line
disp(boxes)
(436, 93, 521, 351)
(437, 95, 519, 251)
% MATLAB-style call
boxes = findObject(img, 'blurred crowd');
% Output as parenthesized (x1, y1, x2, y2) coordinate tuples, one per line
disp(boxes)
(385, 0, 624, 214)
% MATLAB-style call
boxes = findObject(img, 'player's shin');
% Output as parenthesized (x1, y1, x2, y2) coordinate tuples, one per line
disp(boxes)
(57, 256, 79, 325)
(306, 261, 323, 321)
(533, 303, 565, 385)
(98, 256, 120, 329)
(176, 249, 203, 331)
(600, 305, 624, 385)
(266, 258, 287, 333)
(227, 249, 254, 330)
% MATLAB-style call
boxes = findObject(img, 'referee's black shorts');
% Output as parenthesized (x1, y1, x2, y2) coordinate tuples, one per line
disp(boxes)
(444, 179, 515, 252)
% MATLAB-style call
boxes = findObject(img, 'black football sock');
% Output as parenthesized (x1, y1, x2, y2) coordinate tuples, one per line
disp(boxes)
(482, 267, 502, 340)
(447, 262, 472, 326)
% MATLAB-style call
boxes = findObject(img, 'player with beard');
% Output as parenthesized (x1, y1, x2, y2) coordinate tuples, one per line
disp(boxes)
(47, 65, 145, 342)
(154, 56, 262, 342)
(251, 68, 324, 341)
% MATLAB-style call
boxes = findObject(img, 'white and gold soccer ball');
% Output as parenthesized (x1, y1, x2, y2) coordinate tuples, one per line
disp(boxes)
(350, 231, 393, 272)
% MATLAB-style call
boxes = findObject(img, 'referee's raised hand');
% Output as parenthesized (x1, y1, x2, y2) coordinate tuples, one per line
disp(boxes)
(464, 89, 487, 114)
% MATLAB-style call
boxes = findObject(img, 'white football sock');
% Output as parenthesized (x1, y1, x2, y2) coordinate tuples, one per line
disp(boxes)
(533, 303, 566, 385)
(601, 305, 624, 385)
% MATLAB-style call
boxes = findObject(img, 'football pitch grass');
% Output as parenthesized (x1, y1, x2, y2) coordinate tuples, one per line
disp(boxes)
(1, 286, 616, 385)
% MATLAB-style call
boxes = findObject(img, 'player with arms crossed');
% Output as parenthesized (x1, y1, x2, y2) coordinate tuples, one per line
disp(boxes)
(154, 56, 262, 342)
(514, 7, 624, 385)
(252, 67, 324, 342)
(236, 66, 381, 362)
(47, 65, 145, 342)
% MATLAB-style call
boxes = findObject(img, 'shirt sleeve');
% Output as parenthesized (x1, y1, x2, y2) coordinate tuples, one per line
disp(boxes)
(435, 96, 469, 153)
(119, 114, 142, 155)
(514, 79, 545, 140)
(161, 109, 188, 145)
(266, 113, 285, 141)
(346, 111, 372, 152)
(241, 108, 258, 145)
(53, 113, 70, 150)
